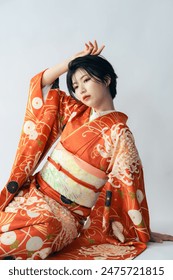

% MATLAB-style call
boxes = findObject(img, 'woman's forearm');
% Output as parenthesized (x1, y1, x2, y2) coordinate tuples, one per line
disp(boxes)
(41, 57, 72, 87)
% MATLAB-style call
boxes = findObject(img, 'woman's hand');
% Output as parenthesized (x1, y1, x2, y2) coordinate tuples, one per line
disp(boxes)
(42, 40, 105, 87)
(150, 231, 173, 243)
(73, 40, 105, 59)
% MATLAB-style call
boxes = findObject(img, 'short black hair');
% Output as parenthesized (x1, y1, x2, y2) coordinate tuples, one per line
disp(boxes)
(66, 55, 118, 100)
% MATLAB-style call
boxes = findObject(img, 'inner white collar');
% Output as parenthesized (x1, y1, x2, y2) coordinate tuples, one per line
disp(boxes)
(89, 108, 116, 121)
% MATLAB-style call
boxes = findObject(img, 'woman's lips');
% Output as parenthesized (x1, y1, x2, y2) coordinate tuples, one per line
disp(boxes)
(83, 95, 91, 102)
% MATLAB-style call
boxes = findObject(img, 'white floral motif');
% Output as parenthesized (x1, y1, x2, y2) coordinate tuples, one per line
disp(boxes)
(97, 123, 141, 187)
(26, 236, 43, 251)
(32, 97, 43, 109)
(112, 221, 125, 242)
(23, 120, 38, 140)
(29, 130, 38, 140)
(128, 209, 142, 225)
(44, 196, 78, 252)
(97, 127, 113, 159)
(136, 189, 144, 204)
(0, 231, 17, 245)
(28, 247, 52, 260)
(1, 224, 10, 233)
(78, 243, 136, 259)
(26, 196, 39, 205)
(23, 121, 36, 135)
(26, 210, 40, 218)
(5, 196, 25, 213)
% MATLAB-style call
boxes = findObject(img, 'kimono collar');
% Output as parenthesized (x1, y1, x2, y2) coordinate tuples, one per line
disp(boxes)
(89, 108, 116, 121)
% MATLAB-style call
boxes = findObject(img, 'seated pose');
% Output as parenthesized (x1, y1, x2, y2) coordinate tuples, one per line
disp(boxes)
(0, 41, 172, 260)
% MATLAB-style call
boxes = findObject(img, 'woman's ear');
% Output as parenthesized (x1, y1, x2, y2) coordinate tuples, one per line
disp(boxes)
(105, 76, 111, 87)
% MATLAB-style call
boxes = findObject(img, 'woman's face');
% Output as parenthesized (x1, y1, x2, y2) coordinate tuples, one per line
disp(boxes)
(72, 68, 113, 112)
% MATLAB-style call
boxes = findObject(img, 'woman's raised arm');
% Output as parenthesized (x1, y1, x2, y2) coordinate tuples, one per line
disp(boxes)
(41, 40, 105, 87)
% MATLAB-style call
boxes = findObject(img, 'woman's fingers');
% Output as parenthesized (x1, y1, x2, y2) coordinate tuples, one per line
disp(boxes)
(150, 232, 173, 243)
(94, 40, 98, 49)
(85, 40, 105, 55)
(160, 234, 173, 241)
(150, 234, 163, 243)
(89, 41, 94, 47)
(90, 40, 97, 54)
(84, 43, 91, 55)
(85, 43, 89, 49)
(75, 40, 105, 58)
(95, 44, 105, 55)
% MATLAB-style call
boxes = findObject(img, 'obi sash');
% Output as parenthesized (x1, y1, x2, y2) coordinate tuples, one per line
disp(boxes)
(38, 142, 108, 209)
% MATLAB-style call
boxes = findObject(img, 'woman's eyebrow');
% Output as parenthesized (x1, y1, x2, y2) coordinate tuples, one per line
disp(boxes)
(72, 74, 88, 85)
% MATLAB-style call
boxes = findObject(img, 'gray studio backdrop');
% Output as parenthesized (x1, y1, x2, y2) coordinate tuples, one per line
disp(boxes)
(0, 0, 173, 237)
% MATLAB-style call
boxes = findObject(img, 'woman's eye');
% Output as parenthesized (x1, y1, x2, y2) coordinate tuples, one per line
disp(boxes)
(84, 78, 90, 83)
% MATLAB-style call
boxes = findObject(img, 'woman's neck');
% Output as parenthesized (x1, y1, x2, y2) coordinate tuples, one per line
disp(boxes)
(93, 101, 115, 113)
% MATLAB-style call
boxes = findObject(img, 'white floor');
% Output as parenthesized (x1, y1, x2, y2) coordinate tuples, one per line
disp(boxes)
(136, 242, 173, 260)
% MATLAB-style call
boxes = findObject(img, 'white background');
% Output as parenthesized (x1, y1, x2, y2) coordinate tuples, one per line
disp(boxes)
(0, 0, 173, 259)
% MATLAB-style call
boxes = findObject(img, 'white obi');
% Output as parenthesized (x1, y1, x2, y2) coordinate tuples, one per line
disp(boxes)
(39, 142, 107, 208)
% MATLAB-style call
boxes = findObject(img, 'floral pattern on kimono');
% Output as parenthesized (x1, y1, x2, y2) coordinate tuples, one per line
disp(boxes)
(0, 70, 150, 260)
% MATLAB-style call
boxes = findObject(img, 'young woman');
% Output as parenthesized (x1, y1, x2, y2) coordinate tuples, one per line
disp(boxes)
(0, 41, 172, 260)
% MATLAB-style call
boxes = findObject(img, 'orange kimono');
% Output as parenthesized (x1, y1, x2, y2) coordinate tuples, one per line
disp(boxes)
(0, 71, 150, 260)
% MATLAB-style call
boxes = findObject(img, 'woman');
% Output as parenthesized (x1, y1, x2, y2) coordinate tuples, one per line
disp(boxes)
(0, 41, 172, 260)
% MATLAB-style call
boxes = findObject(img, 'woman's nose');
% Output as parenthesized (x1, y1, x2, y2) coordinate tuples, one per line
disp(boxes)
(79, 86, 86, 95)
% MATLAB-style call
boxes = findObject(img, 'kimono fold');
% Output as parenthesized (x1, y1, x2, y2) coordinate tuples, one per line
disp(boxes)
(0, 71, 150, 260)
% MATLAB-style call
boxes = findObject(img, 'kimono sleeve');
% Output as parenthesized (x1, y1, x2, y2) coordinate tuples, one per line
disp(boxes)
(104, 123, 150, 243)
(84, 122, 150, 245)
(0, 70, 84, 210)
(32, 70, 85, 129)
